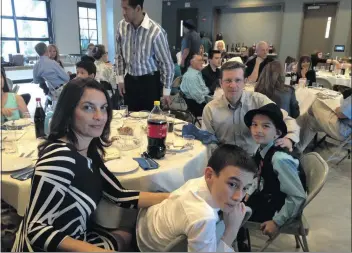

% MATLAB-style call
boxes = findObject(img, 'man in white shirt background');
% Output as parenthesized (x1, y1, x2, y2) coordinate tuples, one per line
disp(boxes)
(136, 144, 256, 252)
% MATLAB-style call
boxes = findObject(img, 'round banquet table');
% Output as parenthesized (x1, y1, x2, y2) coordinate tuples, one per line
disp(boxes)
(316, 71, 351, 88)
(1, 116, 208, 217)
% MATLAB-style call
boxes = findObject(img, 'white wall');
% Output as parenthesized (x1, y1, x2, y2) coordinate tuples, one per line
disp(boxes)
(52, 0, 96, 55)
(219, 6, 283, 51)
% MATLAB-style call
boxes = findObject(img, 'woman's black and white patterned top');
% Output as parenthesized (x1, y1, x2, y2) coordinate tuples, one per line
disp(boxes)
(12, 141, 140, 252)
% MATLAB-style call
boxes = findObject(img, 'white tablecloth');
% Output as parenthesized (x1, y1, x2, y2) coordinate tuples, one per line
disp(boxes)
(316, 72, 351, 88)
(1, 118, 207, 216)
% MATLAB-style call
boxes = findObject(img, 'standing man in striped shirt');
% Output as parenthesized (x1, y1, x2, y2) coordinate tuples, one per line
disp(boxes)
(116, 0, 174, 111)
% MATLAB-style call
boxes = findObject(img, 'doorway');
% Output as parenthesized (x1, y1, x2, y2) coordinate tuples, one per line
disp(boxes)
(299, 3, 338, 56)
(176, 8, 198, 50)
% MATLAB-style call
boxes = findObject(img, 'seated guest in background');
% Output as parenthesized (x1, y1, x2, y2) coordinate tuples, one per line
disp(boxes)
(255, 61, 300, 118)
(245, 41, 273, 83)
(295, 55, 316, 86)
(48, 44, 64, 68)
(202, 61, 300, 155)
(200, 31, 213, 55)
(1, 68, 29, 123)
(92, 44, 117, 96)
(76, 60, 96, 79)
(297, 88, 352, 152)
(284, 56, 296, 72)
(181, 19, 201, 73)
(81, 43, 95, 62)
(237, 103, 306, 250)
(180, 54, 210, 116)
(214, 33, 226, 52)
(33, 42, 70, 95)
(202, 50, 221, 95)
(287, 62, 297, 73)
(12, 78, 169, 252)
(311, 50, 340, 69)
(137, 144, 256, 252)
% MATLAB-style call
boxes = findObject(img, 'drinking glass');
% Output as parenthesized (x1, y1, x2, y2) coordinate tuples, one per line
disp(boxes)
(3, 124, 18, 155)
(183, 135, 195, 148)
(22, 112, 32, 126)
(120, 105, 128, 117)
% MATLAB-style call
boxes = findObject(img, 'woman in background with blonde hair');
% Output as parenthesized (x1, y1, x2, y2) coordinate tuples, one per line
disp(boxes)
(48, 44, 64, 68)
(255, 61, 300, 118)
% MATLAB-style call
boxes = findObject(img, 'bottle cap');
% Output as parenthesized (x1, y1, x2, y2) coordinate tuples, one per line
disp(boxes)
(154, 101, 160, 106)
(36, 98, 41, 101)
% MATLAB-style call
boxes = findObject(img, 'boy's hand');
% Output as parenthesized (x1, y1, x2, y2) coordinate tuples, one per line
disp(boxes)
(222, 202, 246, 246)
(260, 220, 279, 238)
(275, 137, 293, 152)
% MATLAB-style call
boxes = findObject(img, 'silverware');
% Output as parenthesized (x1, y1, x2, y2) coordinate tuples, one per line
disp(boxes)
(2, 136, 7, 141)
(11, 167, 34, 179)
(19, 153, 25, 157)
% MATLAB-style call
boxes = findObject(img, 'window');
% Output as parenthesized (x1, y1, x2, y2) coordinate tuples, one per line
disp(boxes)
(325, 17, 332, 39)
(78, 2, 98, 54)
(1, 0, 53, 61)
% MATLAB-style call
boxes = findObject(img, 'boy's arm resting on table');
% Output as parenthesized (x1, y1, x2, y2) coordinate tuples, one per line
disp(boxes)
(271, 152, 306, 227)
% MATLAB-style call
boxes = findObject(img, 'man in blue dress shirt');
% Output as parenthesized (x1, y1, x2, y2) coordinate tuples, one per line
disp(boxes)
(33, 42, 70, 95)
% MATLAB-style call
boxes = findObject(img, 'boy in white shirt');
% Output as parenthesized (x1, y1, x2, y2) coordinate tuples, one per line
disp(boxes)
(136, 144, 256, 252)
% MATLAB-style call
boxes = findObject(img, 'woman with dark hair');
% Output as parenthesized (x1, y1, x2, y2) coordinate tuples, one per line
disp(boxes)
(295, 55, 316, 86)
(93, 45, 117, 96)
(12, 78, 169, 252)
(1, 68, 29, 123)
(255, 61, 300, 118)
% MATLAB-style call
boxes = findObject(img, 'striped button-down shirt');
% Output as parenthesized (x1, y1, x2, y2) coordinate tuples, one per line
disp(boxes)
(115, 13, 174, 95)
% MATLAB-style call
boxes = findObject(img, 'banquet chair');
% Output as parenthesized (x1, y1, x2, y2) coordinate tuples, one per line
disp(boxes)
(164, 207, 253, 252)
(316, 77, 333, 89)
(170, 76, 187, 110)
(326, 134, 351, 165)
(243, 152, 329, 252)
(179, 91, 202, 126)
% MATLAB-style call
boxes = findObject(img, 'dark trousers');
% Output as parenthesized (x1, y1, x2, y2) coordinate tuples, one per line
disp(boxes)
(124, 72, 162, 112)
(237, 195, 278, 251)
(184, 97, 206, 117)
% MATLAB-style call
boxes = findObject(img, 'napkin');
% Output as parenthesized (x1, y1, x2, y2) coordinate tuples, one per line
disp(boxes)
(133, 158, 159, 170)
(182, 124, 219, 145)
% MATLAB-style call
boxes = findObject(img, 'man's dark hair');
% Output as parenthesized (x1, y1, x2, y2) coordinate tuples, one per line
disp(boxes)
(209, 50, 221, 59)
(208, 144, 257, 175)
(76, 61, 97, 76)
(220, 61, 247, 79)
(127, 0, 144, 9)
(200, 31, 205, 38)
(35, 42, 47, 56)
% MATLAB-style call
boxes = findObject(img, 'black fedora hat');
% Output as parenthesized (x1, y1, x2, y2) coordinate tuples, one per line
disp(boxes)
(244, 103, 287, 137)
(183, 19, 196, 30)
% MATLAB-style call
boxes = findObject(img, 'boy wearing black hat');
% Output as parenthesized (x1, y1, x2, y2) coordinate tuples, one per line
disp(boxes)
(239, 103, 306, 244)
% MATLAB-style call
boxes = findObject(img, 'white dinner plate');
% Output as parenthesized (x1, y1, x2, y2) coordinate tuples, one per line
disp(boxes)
(1, 157, 33, 172)
(130, 112, 150, 118)
(3, 119, 31, 127)
(167, 145, 193, 153)
(105, 158, 139, 174)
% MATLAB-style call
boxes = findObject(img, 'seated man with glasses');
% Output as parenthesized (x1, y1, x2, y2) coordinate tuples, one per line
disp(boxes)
(202, 61, 300, 156)
(180, 54, 210, 117)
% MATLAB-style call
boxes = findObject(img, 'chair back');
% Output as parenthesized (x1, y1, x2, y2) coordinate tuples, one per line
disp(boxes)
(12, 84, 19, 94)
(316, 77, 333, 89)
(172, 76, 183, 89)
(300, 152, 329, 208)
(6, 78, 14, 91)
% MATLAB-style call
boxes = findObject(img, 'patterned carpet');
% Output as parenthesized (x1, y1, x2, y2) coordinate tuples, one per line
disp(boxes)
(1, 200, 22, 252)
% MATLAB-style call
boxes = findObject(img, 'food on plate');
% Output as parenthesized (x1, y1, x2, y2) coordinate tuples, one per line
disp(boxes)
(118, 126, 134, 136)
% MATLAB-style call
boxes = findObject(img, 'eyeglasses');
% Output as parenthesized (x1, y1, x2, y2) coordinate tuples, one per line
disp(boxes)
(222, 78, 244, 85)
